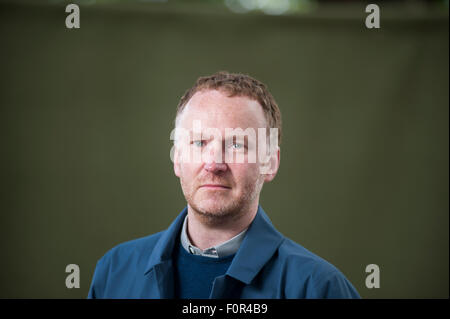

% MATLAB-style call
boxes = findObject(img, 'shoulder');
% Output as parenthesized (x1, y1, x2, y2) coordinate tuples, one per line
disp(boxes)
(275, 237, 360, 298)
(88, 231, 165, 298)
(98, 231, 165, 266)
(277, 237, 340, 277)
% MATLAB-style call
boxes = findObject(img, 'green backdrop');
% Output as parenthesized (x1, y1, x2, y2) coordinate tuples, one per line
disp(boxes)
(0, 1, 448, 298)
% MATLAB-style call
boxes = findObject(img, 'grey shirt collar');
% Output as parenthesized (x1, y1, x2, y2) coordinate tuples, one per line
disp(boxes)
(180, 215, 248, 258)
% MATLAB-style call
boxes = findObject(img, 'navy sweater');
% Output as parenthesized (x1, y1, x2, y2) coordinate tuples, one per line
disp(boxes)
(173, 242, 235, 299)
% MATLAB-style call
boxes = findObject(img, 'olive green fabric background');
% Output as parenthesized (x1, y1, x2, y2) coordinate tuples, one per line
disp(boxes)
(0, 1, 448, 298)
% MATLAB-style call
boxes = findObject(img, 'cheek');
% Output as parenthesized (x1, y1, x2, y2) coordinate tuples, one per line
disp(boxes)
(179, 163, 201, 182)
(229, 163, 261, 185)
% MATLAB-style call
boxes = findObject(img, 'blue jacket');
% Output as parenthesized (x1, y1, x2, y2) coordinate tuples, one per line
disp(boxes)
(88, 206, 360, 299)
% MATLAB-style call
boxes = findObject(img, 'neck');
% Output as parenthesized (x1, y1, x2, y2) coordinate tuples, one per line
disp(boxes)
(186, 202, 258, 250)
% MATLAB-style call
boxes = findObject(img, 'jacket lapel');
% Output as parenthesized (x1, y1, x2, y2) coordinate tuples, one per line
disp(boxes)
(210, 206, 284, 298)
(143, 207, 187, 298)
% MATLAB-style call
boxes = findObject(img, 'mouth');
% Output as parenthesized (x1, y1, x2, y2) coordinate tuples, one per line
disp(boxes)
(199, 184, 231, 190)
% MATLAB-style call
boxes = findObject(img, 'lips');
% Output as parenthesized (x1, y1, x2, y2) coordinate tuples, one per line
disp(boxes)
(200, 184, 231, 189)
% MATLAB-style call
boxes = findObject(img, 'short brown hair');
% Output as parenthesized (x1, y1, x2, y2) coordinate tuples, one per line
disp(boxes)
(176, 71, 282, 145)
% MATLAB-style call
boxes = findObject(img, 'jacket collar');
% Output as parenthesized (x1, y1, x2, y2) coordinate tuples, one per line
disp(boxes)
(144, 207, 187, 275)
(225, 206, 284, 284)
(144, 206, 285, 285)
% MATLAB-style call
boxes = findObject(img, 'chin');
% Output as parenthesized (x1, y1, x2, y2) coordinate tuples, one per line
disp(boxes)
(192, 197, 237, 217)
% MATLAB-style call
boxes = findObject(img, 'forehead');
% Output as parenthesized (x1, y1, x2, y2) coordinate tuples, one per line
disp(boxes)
(178, 89, 267, 130)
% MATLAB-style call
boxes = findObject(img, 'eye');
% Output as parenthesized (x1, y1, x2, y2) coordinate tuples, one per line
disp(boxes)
(232, 143, 244, 149)
(192, 140, 205, 147)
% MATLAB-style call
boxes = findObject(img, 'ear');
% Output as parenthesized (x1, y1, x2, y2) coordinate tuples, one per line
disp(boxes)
(263, 147, 280, 183)
(173, 145, 181, 178)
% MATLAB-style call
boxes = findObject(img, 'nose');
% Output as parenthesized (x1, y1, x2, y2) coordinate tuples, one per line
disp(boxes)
(204, 161, 228, 173)
(203, 141, 227, 173)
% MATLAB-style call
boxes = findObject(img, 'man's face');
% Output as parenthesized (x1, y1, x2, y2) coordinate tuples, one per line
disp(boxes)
(173, 89, 278, 222)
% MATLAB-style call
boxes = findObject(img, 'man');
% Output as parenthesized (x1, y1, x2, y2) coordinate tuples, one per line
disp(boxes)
(88, 71, 360, 299)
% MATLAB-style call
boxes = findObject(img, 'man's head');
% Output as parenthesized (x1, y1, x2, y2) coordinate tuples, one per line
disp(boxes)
(172, 71, 281, 225)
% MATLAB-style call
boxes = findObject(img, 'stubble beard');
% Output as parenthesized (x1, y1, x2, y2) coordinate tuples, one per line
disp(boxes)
(180, 176, 264, 227)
